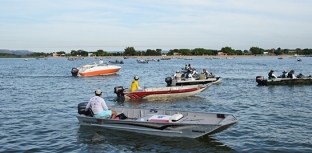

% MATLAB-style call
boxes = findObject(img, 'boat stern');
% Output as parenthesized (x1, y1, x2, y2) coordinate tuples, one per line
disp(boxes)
(71, 68, 79, 77)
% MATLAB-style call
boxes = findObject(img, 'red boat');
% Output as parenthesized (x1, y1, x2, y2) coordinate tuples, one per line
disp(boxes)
(114, 84, 211, 101)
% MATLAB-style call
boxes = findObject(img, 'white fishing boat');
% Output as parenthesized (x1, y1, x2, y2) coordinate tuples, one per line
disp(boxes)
(77, 103, 238, 138)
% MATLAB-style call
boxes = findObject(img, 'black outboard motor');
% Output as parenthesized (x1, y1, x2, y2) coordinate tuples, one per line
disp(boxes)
(114, 86, 124, 98)
(165, 77, 172, 86)
(256, 76, 267, 86)
(78, 102, 93, 116)
(71, 68, 79, 77)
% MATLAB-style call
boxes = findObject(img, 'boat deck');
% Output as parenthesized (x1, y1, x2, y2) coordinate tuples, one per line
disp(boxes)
(113, 107, 226, 124)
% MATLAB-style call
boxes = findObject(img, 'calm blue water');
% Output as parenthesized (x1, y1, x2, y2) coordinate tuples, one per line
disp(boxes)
(1, 57, 311, 153)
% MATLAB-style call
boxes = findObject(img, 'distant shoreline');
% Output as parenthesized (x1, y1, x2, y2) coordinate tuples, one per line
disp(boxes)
(53, 55, 301, 59)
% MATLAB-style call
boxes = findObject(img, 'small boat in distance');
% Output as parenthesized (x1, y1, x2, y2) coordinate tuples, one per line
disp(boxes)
(77, 103, 238, 138)
(114, 84, 211, 101)
(256, 76, 312, 86)
(297, 58, 302, 61)
(71, 62, 121, 77)
(109, 60, 124, 64)
(137, 59, 148, 64)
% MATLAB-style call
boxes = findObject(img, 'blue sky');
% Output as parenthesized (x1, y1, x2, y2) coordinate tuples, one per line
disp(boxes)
(1, 0, 312, 53)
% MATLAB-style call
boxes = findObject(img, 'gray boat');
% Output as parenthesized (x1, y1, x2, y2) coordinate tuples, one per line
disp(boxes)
(77, 103, 238, 138)
(256, 76, 312, 86)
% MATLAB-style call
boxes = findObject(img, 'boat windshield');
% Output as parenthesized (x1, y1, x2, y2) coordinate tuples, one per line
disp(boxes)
(80, 62, 109, 68)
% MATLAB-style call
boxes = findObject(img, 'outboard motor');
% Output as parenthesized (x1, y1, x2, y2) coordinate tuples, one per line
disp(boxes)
(165, 77, 172, 86)
(77, 102, 93, 116)
(71, 68, 79, 77)
(256, 76, 267, 86)
(114, 86, 124, 98)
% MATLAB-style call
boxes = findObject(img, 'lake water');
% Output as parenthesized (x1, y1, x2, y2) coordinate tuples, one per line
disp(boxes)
(1, 56, 311, 153)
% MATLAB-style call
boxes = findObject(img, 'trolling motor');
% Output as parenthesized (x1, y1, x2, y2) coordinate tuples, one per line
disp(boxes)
(77, 102, 93, 116)
(256, 76, 267, 86)
(114, 86, 124, 98)
(71, 68, 79, 77)
(165, 77, 172, 86)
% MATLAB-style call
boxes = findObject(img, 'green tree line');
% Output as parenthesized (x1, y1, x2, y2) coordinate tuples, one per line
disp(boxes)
(1, 46, 312, 58)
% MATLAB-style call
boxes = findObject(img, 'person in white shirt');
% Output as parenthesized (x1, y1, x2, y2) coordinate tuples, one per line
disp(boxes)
(99, 58, 104, 64)
(174, 70, 181, 81)
(287, 70, 296, 78)
(187, 73, 194, 80)
(268, 70, 277, 80)
(191, 69, 198, 76)
(85, 89, 116, 119)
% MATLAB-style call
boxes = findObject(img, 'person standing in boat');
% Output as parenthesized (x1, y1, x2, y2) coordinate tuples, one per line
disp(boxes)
(287, 70, 296, 78)
(184, 64, 188, 71)
(85, 89, 117, 119)
(268, 70, 277, 80)
(130, 76, 142, 92)
(99, 58, 104, 64)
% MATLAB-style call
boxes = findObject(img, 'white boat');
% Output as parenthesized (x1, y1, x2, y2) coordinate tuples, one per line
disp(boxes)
(76, 103, 238, 138)
(114, 84, 211, 101)
(165, 76, 222, 86)
(71, 62, 121, 77)
(137, 59, 148, 63)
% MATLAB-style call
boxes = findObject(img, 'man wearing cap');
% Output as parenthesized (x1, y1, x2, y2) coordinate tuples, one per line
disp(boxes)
(130, 76, 142, 92)
(174, 70, 181, 81)
(85, 89, 117, 119)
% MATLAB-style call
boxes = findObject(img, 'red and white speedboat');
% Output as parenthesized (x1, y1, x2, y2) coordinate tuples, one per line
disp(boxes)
(71, 62, 121, 77)
(114, 84, 211, 101)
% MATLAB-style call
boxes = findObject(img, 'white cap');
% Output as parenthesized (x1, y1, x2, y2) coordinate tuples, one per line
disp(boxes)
(134, 76, 139, 80)
(95, 89, 102, 95)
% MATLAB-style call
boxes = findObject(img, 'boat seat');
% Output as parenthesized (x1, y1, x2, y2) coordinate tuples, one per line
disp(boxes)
(169, 114, 183, 122)
(147, 114, 184, 122)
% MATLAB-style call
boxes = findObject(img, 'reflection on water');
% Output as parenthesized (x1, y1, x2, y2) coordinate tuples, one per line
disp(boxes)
(77, 126, 236, 153)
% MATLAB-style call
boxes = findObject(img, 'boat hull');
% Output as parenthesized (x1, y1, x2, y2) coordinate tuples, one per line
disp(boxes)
(75, 63, 121, 77)
(256, 76, 312, 85)
(76, 106, 238, 138)
(118, 84, 211, 101)
(166, 77, 222, 86)
(79, 67, 120, 76)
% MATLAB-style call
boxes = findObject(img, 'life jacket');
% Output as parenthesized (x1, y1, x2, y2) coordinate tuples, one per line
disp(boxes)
(199, 73, 205, 80)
